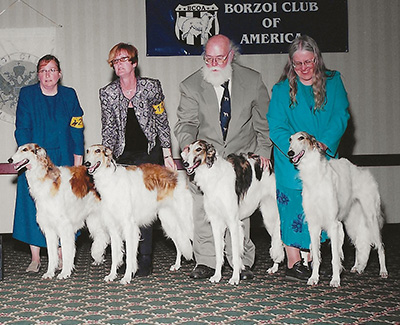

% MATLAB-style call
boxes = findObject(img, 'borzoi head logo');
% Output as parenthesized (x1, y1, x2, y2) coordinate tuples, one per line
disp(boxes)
(175, 3, 219, 46)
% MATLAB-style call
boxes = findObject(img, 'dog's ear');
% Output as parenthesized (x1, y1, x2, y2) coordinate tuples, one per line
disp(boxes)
(104, 146, 113, 157)
(308, 134, 320, 150)
(35, 146, 47, 158)
(205, 142, 216, 168)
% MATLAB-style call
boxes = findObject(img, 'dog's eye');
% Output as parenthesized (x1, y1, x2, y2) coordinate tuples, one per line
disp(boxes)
(22, 148, 28, 152)
(95, 149, 100, 153)
(298, 136, 304, 141)
(289, 138, 292, 143)
(195, 147, 202, 152)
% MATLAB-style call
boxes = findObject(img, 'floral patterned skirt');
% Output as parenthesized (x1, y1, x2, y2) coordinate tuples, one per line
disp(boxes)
(276, 184, 327, 250)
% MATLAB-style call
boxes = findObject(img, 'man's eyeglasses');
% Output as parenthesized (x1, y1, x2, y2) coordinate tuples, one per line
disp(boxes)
(38, 68, 59, 74)
(292, 58, 315, 69)
(111, 56, 130, 65)
(203, 53, 229, 65)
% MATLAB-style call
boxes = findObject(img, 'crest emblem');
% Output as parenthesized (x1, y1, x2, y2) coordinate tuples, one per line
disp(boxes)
(0, 53, 38, 123)
(175, 3, 219, 46)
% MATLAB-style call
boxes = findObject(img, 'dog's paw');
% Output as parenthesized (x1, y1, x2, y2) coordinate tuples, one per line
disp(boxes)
(169, 264, 181, 271)
(104, 273, 117, 282)
(380, 271, 388, 278)
(329, 278, 341, 287)
(120, 276, 132, 285)
(307, 276, 319, 286)
(267, 263, 279, 274)
(57, 272, 71, 280)
(42, 272, 55, 279)
(209, 274, 221, 283)
(91, 259, 105, 266)
(350, 266, 363, 274)
(228, 276, 240, 285)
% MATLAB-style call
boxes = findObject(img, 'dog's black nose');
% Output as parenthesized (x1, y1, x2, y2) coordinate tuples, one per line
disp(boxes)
(287, 150, 294, 157)
(183, 161, 189, 168)
(8, 158, 13, 163)
(84, 161, 91, 167)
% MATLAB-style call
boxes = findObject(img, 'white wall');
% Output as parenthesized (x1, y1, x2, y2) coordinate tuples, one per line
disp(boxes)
(0, 0, 399, 232)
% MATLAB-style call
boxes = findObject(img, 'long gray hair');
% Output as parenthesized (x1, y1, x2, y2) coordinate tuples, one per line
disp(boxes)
(279, 35, 333, 110)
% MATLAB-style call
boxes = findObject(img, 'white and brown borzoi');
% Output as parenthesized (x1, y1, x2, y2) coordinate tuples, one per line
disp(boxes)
(181, 140, 284, 285)
(10, 143, 100, 279)
(288, 131, 388, 287)
(84, 144, 193, 284)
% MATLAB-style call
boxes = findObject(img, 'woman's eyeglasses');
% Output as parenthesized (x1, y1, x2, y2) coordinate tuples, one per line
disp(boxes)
(111, 56, 130, 65)
(292, 58, 315, 69)
(38, 68, 59, 74)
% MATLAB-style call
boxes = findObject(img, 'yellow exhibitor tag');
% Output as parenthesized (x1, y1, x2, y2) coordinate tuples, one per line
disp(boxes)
(70, 116, 84, 128)
(153, 101, 165, 115)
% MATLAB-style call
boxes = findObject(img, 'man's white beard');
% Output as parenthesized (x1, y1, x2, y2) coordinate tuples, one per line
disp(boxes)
(202, 63, 233, 86)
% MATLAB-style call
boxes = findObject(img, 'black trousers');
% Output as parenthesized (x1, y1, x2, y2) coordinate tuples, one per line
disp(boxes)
(117, 141, 163, 256)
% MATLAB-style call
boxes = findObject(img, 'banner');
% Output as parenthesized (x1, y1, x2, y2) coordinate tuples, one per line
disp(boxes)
(146, 0, 348, 56)
(0, 27, 56, 123)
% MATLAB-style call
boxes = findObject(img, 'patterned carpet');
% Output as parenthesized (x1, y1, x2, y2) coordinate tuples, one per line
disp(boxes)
(0, 222, 399, 324)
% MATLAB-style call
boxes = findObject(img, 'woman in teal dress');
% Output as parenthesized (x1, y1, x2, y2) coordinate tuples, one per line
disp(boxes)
(267, 35, 350, 281)
(13, 54, 84, 273)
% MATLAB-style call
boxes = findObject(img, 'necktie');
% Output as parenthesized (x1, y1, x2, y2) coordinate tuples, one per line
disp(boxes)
(220, 81, 231, 141)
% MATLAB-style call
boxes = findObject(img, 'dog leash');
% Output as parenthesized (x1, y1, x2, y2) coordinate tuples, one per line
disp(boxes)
(270, 139, 290, 159)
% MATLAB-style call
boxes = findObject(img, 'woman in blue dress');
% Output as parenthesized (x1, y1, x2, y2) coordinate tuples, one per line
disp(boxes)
(267, 35, 350, 281)
(13, 54, 85, 273)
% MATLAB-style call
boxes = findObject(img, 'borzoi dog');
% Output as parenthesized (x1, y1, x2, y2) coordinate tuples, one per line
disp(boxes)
(84, 144, 193, 284)
(10, 143, 100, 280)
(288, 131, 388, 287)
(181, 140, 284, 285)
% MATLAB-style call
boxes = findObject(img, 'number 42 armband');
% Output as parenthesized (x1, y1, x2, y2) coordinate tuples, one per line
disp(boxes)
(70, 116, 84, 129)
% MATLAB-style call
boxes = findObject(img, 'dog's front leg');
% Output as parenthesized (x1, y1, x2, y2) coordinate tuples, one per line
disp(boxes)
(121, 223, 139, 284)
(307, 224, 321, 286)
(227, 219, 244, 285)
(328, 221, 344, 287)
(57, 229, 75, 279)
(86, 215, 109, 265)
(209, 219, 225, 283)
(42, 228, 58, 279)
(104, 230, 123, 282)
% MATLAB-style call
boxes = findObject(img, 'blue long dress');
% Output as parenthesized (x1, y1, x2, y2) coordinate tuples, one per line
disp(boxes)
(13, 83, 84, 247)
(267, 71, 350, 249)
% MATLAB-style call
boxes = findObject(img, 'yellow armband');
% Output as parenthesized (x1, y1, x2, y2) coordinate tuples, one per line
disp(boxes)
(153, 101, 165, 115)
(70, 116, 84, 129)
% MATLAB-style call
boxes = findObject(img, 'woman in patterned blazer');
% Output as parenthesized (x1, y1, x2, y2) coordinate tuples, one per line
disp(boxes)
(99, 43, 176, 277)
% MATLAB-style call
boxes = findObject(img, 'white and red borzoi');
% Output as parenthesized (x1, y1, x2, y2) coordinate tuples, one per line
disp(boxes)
(10, 143, 100, 279)
(181, 140, 284, 285)
(84, 145, 193, 284)
(288, 131, 388, 287)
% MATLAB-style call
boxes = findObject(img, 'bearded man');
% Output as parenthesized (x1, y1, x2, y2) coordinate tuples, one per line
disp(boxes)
(174, 34, 271, 280)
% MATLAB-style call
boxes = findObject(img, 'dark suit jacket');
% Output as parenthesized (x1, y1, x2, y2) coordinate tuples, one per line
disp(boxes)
(175, 62, 271, 158)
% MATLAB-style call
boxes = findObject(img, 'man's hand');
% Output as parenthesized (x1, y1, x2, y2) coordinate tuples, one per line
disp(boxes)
(259, 156, 272, 171)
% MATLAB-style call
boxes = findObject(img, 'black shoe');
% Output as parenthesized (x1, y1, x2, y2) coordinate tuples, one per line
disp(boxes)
(286, 260, 311, 281)
(240, 265, 254, 280)
(189, 264, 215, 279)
(135, 254, 152, 277)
